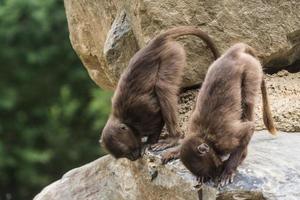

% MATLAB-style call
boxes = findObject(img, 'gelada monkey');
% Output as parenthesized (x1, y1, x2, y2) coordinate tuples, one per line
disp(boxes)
(163, 43, 276, 186)
(100, 26, 220, 161)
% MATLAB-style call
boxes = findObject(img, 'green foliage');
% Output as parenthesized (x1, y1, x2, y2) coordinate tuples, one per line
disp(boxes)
(0, 0, 112, 199)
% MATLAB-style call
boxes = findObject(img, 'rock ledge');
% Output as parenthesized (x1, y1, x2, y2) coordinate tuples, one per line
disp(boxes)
(34, 131, 300, 200)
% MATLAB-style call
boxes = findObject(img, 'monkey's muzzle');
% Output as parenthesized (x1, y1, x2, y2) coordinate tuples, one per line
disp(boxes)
(127, 149, 141, 161)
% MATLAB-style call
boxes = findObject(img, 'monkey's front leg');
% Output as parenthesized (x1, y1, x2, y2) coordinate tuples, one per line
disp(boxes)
(151, 85, 182, 151)
(218, 146, 244, 187)
(146, 132, 161, 144)
(218, 122, 254, 187)
(151, 47, 185, 151)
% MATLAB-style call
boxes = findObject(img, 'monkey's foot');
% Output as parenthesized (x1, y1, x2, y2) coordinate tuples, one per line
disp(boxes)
(161, 147, 180, 164)
(217, 171, 236, 188)
(150, 138, 179, 152)
(141, 144, 151, 156)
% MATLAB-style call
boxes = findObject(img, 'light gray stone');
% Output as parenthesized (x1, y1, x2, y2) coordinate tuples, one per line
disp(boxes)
(103, 10, 139, 86)
(34, 131, 300, 200)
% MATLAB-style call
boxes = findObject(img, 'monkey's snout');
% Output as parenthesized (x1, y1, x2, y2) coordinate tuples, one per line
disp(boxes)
(128, 149, 141, 161)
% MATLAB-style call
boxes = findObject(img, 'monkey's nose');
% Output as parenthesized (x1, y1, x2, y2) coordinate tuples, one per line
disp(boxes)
(130, 149, 141, 161)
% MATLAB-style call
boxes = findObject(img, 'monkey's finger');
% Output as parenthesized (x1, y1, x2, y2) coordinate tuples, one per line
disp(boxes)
(217, 177, 223, 188)
(142, 144, 150, 155)
(161, 155, 173, 164)
(161, 158, 168, 164)
(229, 173, 235, 183)
(217, 181, 223, 189)
(196, 176, 202, 182)
(220, 179, 225, 187)
(150, 142, 168, 151)
(151, 143, 172, 152)
(225, 177, 230, 186)
(196, 176, 204, 185)
(150, 145, 162, 152)
(201, 177, 204, 184)
(222, 178, 228, 187)
(218, 175, 228, 187)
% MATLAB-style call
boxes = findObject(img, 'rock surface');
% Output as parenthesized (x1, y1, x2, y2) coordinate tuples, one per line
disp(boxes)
(34, 131, 300, 200)
(255, 71, 300, 132)
(64, 0, 300, 90)
(53, 3, 300, 200)
(178, 71, 300, 133)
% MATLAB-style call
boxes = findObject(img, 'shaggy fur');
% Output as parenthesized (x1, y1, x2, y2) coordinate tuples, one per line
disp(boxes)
(162, 43, 276, 185)
(101, 26, 220, 161)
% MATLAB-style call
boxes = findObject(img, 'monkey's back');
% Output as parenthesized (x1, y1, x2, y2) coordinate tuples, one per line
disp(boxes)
(193, 54, 245, 135)
(110, 38, 168, 137)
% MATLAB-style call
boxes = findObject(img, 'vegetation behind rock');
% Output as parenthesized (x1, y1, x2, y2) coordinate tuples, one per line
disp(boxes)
(0, 0, 111, 199)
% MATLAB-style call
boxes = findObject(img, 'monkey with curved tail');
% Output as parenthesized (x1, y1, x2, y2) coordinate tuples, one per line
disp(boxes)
(100, 26, 220, 161)
(162, 43, 276, 186)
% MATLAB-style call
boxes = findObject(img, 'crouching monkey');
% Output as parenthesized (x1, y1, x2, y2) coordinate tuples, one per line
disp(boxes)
(100, 26, 220, 161)
(163, 43, 276, 186)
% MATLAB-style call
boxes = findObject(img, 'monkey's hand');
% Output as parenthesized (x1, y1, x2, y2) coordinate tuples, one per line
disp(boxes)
(150, 136, 180, 152)
(217, 165, 236, 188)
(160, 146, 181, 164)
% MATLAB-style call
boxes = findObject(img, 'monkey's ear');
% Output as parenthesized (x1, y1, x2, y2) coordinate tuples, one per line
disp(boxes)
(197, 143, 209, 156)
(119, 123, 128, 131)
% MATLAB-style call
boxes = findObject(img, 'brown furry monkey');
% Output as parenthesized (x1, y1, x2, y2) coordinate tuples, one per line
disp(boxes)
(162, 43, 276, 186)
(100, 26, 220, 161)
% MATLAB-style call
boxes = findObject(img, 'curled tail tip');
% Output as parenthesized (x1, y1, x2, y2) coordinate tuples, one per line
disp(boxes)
(268, 127, 277, 135)
(264, 117, 277, 135)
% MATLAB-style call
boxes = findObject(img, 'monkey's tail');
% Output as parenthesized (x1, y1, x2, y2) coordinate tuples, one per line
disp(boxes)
(261, 78, 277, 135)
(160, 26, 220, 59)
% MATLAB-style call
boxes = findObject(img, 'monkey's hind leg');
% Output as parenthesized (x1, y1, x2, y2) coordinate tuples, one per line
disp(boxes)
(151, 42, 186, 152)
(241, 62, 262, 122)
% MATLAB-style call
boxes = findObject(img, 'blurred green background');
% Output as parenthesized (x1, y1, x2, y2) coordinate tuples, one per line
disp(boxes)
(0, 0, 112, 199)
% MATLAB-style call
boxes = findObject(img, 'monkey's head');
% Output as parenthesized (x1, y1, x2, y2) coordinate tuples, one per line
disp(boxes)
(180, 136, 222, 179)
(101, 118, 142, 161)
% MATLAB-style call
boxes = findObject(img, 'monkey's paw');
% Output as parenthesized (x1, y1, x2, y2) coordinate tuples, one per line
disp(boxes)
(194, 177, 205, 190)
(161, 148, 180, 164)
(150, 138, 179, 152)
(217, 170, 236, 188)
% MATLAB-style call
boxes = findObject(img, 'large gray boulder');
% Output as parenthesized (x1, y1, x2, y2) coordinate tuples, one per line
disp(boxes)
(64, 0, 300, 90)
(34, 131, 300, 200)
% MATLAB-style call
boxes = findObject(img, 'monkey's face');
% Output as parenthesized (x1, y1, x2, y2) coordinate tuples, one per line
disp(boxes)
(180, 136, 222, 179)
(101, 120, 142, 161)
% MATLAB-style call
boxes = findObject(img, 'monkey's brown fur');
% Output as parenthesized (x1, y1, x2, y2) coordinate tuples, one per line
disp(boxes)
(101, 26, 220, 161)
(164, 43, 276, 185)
